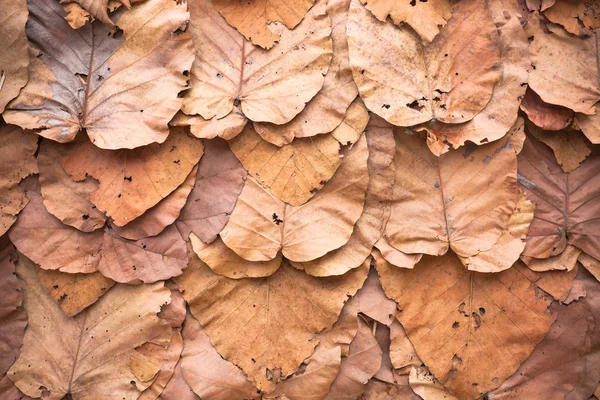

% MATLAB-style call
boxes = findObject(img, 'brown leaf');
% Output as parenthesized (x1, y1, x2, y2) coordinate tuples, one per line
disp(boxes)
(180, 312, 258, 400)
(523, 244, 581, 272)
(3, 0, 194, 149)
(174, 253, 368, 391)
(0, 244, 27, 377)
(99, 225, 188, 284)
(362, 373, 421, 400)
(61, 3, 92, 29)
(59, 0, 124, 30)
(317, 296, 360, 358)
(409, 366, 458, 400)
(347, 0, 501, 127)
(359, 0, 452, 42)
(221, 133, 369, 263)
(38, 140, 106, 233)
(373, 325, 395, 383)
(9, 177, 103, 273)
(543, 0, 600, 36)
(0, 375, 32, 400)
(388, 319, 420, 372)
(374, 237, 423, 269)
(289, 116, 394, 276)
(458, 191, 535, 273)
(160, 357, 200, 400)
(9, 254, 172, 400)
(414, 11, 529, 155)
(213, 0, 315, 49)
(526, 14, 600, 115)
(111, 166, 197, 241)
(515, 260, 578, 302)
(375, 251, 556, 399)
(0, 0, 28, 113)
(574, 112, 600, 144)
(252, 0, 359, 143)
(0, 125, 38, 236)
(59, 128, 204, 226)
(175, 138, 247, 244)
(171, 109, 248, 141)
(384, 128, 519, 261)
(37, 269, 115, 316)
(182, 0, 332, 133)
(580, 252, 600, 282)
(518, 135, 600, 260)
(520, 88, 573, 131)
(355, 267, 397, 327)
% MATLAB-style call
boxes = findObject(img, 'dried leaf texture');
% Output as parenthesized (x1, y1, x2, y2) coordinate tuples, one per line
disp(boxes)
(363, 374, 420, 400)
(347, 0, 501, 127)
(160, 358, 200, 400)
(355, 267, 397, 327)
(543, 0, 600, 36)
(61, 3, 93, 30)
(174, 253, 368, 391)
(0, 245, 27, 377)
(221, 133, 369, 262)
(359, 0, 452, 42)
(374, 237, 423, 269)
(375, 251, 555, 399)
(175, 138, 247, 244)
(384, 128, 519, 260)
(171, 108, 249, 141)
(182, 0, 333, 136)
(59, 0, 138, 30)
(3, 0, 194, 150)
(0, 125, 38, 236)
(520, 88, 573, 131)
(518, 135, 600, 261)
(252, 0, 359, 144)
(59, 128, 204, 226)
(214, 0, 315, 49)
(526, 14, 600, 114)
(575, 112, 600, 144)
(409, 365, 458, 400)
(0, 0, 29, 113)
(9, 255, 172, 400)
(527, 123, 591, 173)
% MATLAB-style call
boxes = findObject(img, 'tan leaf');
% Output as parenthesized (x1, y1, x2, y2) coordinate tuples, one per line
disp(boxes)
(409, 366, 458, 400)
(518, 135, 600, 260)
(373, 324, 394, 383)
(111, 165, 198, 241)
(221, 133, 369, 262)
(347, 0, 501, 127)
(182, 0, 332, 132)
(59, 128, 204, 226)
(289, 115, 394, 276)
(514, 260, 578, 303)
(355, 267, 397, 327)
(362, 373, 421, 400)
(61, 3, 93, 29)
(574, 112, 600, 144)
(374, 237, 423, 269)
(175, 138, 247, 244)
(191, 234, 282, 279)
(324, 318, 382, 399)
(389, 319, 420, 371)
(37, 269, 115, 316)
(229, 125, 344, 206)
(526, 0, 556, 12)
(520, 88, 573, 131)
(9, 177, 103, 273)
(523, 244, 581, 272)
(213, 0, 315, 49)
(38, 140, 106, 233)
(458, 191, 535, 273)
(252, 0, 359, 142)
(414, 11, 529, 155)
(0, 125, 38, 236)
(580, 252, 600, 282)
(99, 225, 188, 284)
(384, 128, 519, 260)
(317, 296, 360, 358)
(170, 109, 248, 140)
(526, 14, 600, 115)
(3, 0, 194, 149)
(9, 254, 172, 400)
(0, 0, 28, 113)
(375, 251, 555, 399)
(59, 0, 124, 29)
(359, 0, 452, 42)
(527, 121, 591, 173)
(543, 0, 600, 36)
(160, 357, 200, 400)
(174, 253, 368, 391)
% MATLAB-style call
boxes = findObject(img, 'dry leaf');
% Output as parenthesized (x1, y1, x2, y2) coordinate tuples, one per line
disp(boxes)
(0, 125, 38, 236)
(518, 135, 600, 260)
(99, 225, 188, 284)
(37, 269, 115, 316)
(174, 253, 368, 391)
(574, 112, 600, 144)
(409, 365, 458, 400)
(415, 13, 529, 155)
(59, 128, 204, 226)
(160, 357, 200, 400)
(388, 319, 421, 371)
(170, 107, 248, 141)
(355, 267, 397, 327)
(523, 244, 582, 272)
(362, 373, 421, 400)
(520, 88, 573, 131)
(37, 140, 106, 233)
(3, 0, 194, 149)
(213, 0, 315, 49)
(59, 0, 126, 30)
(347, 0, 501, 127)
(175, 138, 247, 244)
(374, 237, 423, 269)
(384, 128, 519, 260)
(515, 261, 578, 302)
(543, 0, 600, 36)
(375, 251, 556, 399)
(61, 3, 93, 29)
(9, 177, 103, 273)
(580, 252, 600, 282)
(182, 0, 332, 134)
(111, 166, 198, 241)
(526, 14, 600, 115)
(0, 0, 29, 113)
(9, 254, 172, 400)
(527, 121, 591, 173)
(221, 133, 369, 263)
(373, 325, 394, 383)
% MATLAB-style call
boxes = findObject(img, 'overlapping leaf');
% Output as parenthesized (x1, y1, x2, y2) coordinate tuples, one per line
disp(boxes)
(0, 0, 29, 113)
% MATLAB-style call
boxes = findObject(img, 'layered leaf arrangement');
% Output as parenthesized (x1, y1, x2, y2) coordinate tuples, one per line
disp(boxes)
(1, 0, 600, 399)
